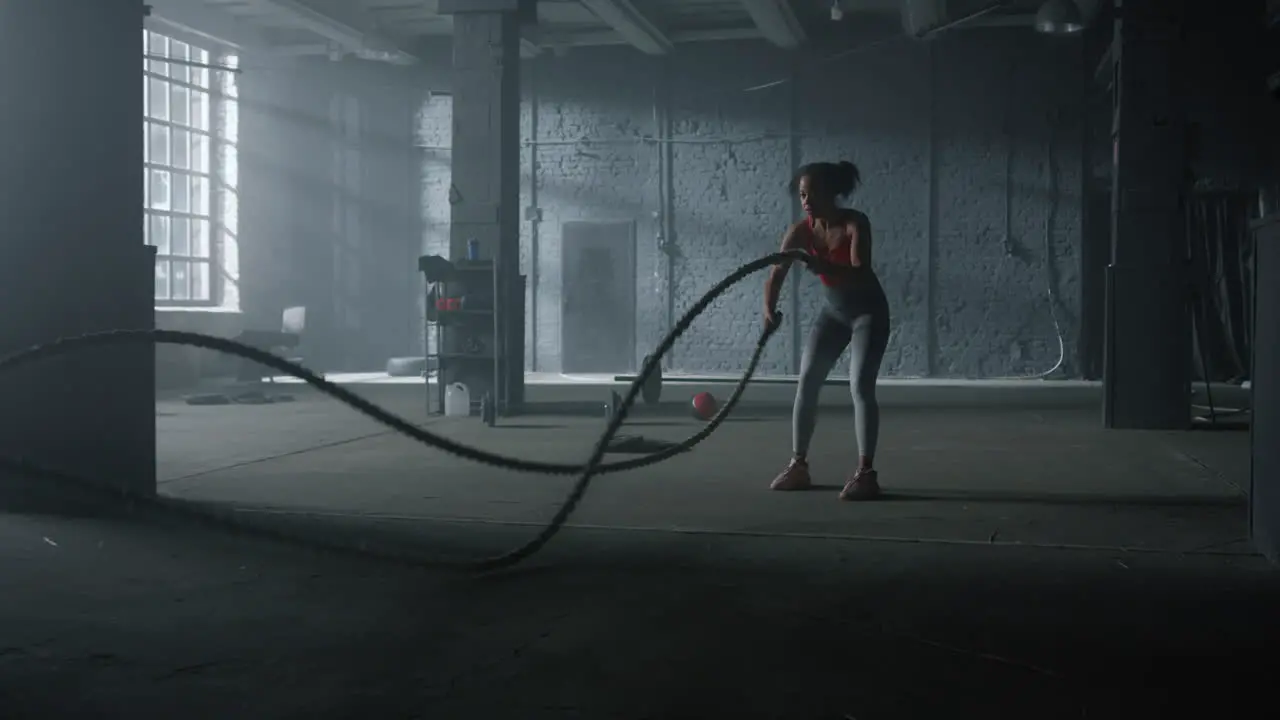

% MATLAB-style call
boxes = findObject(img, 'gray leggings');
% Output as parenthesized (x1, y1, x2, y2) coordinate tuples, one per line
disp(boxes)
(793, 289, 891, 460)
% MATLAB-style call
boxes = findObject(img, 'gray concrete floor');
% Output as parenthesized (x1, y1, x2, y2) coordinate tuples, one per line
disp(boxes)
(2, 389, 1272, 718)
(157, 392, 1250, 556)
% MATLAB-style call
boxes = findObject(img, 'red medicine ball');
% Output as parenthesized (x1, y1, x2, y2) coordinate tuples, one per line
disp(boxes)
(691, 391, 718, 421)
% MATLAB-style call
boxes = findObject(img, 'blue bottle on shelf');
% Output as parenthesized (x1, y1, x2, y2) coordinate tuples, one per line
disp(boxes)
(466, 238, 480, 261)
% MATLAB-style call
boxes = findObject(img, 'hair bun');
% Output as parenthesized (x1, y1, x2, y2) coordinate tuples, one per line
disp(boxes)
(834, 161, 861, 196)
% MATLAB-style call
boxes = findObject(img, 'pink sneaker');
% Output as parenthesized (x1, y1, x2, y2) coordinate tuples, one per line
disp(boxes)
(840, 468, 881, 501)
(769, 459, 812, 491)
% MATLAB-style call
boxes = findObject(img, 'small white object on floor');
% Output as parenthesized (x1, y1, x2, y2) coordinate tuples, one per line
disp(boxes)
(444, 382, 471, 417)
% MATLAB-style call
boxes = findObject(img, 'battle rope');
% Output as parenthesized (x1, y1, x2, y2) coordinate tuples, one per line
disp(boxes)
(0, 250, 818, 572)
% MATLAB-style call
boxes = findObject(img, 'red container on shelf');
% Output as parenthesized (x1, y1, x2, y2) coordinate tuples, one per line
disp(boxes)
(435, 297, 461, 312)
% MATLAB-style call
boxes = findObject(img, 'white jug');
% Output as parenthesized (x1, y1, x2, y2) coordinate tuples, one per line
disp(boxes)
(444, 382, 471, 417)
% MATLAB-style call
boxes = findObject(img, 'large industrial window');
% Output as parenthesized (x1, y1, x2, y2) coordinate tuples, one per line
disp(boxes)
(143, 30, 239, 308)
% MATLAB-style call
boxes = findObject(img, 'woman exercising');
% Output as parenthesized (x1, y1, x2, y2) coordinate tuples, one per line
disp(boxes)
(763, 160, 891, 501)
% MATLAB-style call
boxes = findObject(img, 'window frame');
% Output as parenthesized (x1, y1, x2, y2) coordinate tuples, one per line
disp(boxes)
(143, 31, 231, 309)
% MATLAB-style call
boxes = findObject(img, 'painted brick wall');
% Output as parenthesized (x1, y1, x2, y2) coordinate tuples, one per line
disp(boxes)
(417, 28, 1084, 378)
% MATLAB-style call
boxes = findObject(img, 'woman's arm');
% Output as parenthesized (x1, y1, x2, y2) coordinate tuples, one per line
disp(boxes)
(764, 222, 804, 314)
(846, 211, 866, 269)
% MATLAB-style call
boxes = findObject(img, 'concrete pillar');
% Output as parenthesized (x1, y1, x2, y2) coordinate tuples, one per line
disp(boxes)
(438, 0, 530, 409)
(1102, 0, 1193, 429)
(439, 0, 526, 265)
(1253, 215, 1280, 563)
(0, 1, 156, 496)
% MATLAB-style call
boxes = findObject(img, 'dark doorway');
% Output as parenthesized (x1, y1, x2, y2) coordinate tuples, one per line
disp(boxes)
(560, 220, 636, 373)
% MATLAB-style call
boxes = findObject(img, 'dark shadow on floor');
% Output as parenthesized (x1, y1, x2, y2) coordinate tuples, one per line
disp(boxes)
(798, 485, 1244, 508)
(881, 489, 1246, 508)
(605, 435, 687, 454)
(484, 419, 770, 431)
(1, 503, 1277, 719)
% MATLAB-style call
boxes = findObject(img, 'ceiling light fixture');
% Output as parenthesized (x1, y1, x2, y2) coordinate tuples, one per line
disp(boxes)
(830, 1, 843, 22)
(1034, 0, 1086, 35)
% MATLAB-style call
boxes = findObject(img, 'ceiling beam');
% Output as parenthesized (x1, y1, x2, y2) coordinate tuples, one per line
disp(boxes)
(539, 27, 761, 51)
(209, 0, 419, 64)
(577, 0, 672, 55)
(739, 0, 805, 48)
(270, 43, 331, 57)
(145, 0, 266, 50)
(268, 0, 418, 63)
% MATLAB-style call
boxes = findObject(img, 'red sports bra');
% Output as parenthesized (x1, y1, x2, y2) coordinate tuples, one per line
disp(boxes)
(806, 216, 853, 287)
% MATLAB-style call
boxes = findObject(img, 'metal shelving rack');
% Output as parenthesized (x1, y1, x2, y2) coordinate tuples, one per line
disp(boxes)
(419, 255, 525, 417)
(421, 257, 496, 416)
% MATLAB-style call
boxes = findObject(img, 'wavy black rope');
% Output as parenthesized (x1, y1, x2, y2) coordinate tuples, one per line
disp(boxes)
(0, 250, 816, 572)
